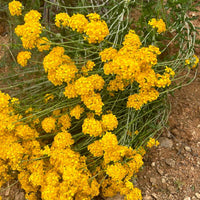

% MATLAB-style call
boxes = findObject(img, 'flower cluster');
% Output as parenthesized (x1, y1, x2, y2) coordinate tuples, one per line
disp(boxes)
(100, 30, 175, 110)
(148, 18, 166, 33)
(55, 13, 70, 27)
(146, 138, 160, 148)
(41, 117, 56, 133)
(55, 12, 109, 43)
(9, 0, 23, 16)
(43, 46, 78, 86)
(70, 104, 84, 120)
(17, 51, 32, 67)
(82, 112, 118, 137)
(0, 91, 102, 200)
(84, 13, 110, 43)
(88, 132, 143, 199)
(36, 37, 50, 52)
(185, 55, 199, 68)
(15, 10, 42, 49)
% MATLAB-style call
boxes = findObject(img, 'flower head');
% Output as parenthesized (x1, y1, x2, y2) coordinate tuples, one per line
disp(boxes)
(148, 18, 166, 33)
(41, 117, 56, 133)
(9, 0, 23, 16)
(17, 51, 31, 67)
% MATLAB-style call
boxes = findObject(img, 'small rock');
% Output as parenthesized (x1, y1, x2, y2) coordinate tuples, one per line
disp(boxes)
(195, 193, 200, 199)
(151, 162, 156, 167)
(5, 187, 10, 196)
(197, 142, 200, 147)
(151, 193, 158, 199)
(185, 146, 192, 152)
(165, 158, 176, 168)
(150, 177, 157, 185)
(161, 178, 166, 184)
(191, 167, 194, 170)
(171, 128, 179, 136)
(168, 185, 176, 194)
(184, 197, 191, 200)
(14, 192, 25, 200)
(159, 137, 173, 148)
(156, 167, 164, 175)
(143, 195, 153, 200)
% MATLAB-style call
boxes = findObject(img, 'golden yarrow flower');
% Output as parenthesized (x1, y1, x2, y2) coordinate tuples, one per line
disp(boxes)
(84, 20, 109, 43)
(55, 13, 70, 27)
(192, 55, 199, 68)
(148, 18, 166, 33)
(24, 10, 41, 22)
(69, 13, 89, 33)
(17, 51, 31, 67)
(58, 114, 71, 129)
(52, 130, 74, 149)
(36, 37, 50, 52)
(41, 117, 56, 133)
(82, 117, 103, 137)
(44, 93, 54, 103)
(70, 104, 84, 120)
(9, 0, 23, 16)
(87, 13, 101, 21)
(146, 137, 159, 148)
(101, 113, 118, 131)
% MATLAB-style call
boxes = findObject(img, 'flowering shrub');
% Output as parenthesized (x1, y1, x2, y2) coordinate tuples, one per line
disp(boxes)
(0, 0, 199, 200)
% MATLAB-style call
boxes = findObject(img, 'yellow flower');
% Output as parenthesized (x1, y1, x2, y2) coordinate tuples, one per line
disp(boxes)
(106, 163, 128, 181)
(127, 88, 159, 110)
(184, 55, 199, 68)
(64, 83, 78, 99)
(41, 117, 56, 133)
(55, 13, 70, 27)
(15, 21, 42, 49)
(69, 13, 89, 33)
(36, 37, 50, 52)
(17, 51, 31, 67)
(11, 97, 19, 105)
(192, 55, 199, 68)
(100, 47, 118, 62)
(15, 10, 42, 49)
(44, 93, 54, 103)
(101, 113, 118, 131)
(70, 104, 84, 120)
(58, 114, 71, 129)
(9, 0, 23, 16)
(134, 130, 139, 135)
(146, 137, 160, 148)
(82, 117, 103, 137)
(88, 140, 103, 157)
(81, 93, 104, 115)
(84, 19, 109, 43)
(24, 10, 41, 22)
(185, 59, 190, 65)
(81, 60, 95, 74)
(52, 109, 61, 117)
(148, 18, 166, 33)
(87, 13, 101, 21)
(52, 130, 74, 149)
